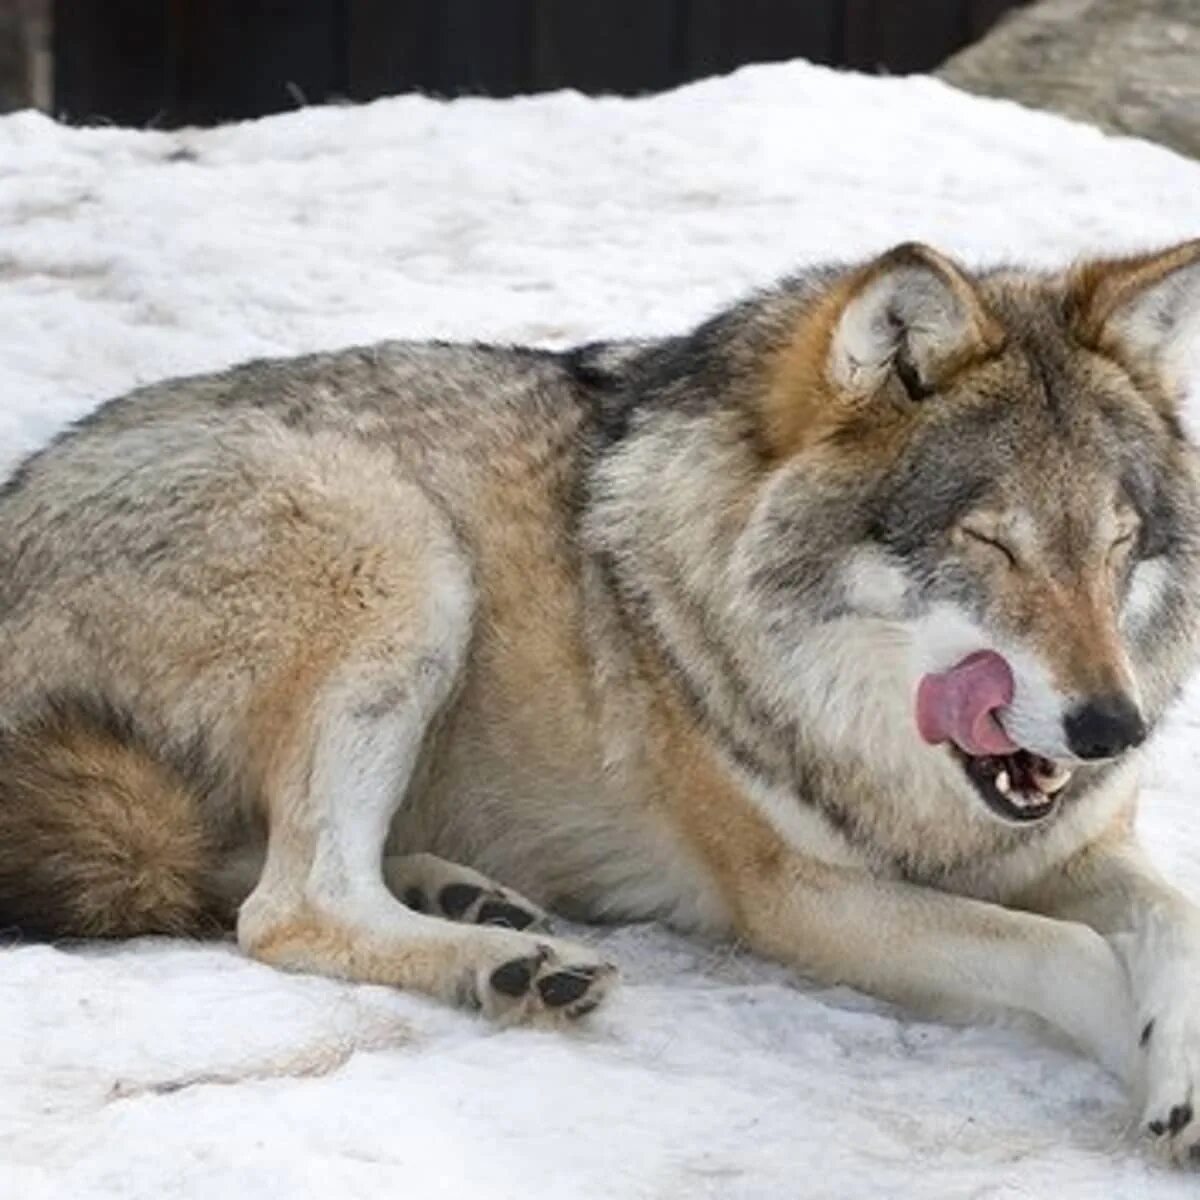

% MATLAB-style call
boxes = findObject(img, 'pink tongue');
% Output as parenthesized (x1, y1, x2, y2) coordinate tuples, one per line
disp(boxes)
(917, 650, 1019, 756)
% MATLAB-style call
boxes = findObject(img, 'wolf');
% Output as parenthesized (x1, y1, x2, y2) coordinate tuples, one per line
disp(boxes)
(2, 239, 1200, 1158)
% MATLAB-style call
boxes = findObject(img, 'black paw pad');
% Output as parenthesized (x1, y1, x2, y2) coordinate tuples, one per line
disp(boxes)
(1169, 1104, 1193, 1136)
(403, 887, 426, 913)
(1140, 1019, 1155, 1048)
(477, 900, 536, 930)
(1149, 1119, 1166, 1137)
(439, 883, 483, 919)
(490, 958, 536, 997)
(538, 968, 596, 1008)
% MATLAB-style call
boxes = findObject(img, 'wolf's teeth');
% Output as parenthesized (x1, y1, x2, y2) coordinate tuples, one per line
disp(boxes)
(995, 770, 1012, 796)
(1032, 764, 1073, 796)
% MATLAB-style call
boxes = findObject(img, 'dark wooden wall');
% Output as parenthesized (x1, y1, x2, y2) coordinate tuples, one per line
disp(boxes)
(54, 0, 1029, 129)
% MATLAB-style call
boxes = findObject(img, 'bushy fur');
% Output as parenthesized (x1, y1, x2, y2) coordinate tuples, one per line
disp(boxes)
(4, 240, 1200, 1155)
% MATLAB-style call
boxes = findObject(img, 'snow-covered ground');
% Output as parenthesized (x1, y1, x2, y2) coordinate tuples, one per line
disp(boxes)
(3, 60, 1200, 1198)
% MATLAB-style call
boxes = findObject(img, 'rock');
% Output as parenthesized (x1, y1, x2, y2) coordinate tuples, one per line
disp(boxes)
(938, 0, 1200, 161)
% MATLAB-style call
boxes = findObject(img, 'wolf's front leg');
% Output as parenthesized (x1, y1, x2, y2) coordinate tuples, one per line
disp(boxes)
(726, 851, 1136, 1083)
(1019, 833, 1200, 1164)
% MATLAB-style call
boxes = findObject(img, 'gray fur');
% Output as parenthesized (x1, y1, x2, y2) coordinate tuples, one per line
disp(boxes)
(4, 242, 1200, 1156)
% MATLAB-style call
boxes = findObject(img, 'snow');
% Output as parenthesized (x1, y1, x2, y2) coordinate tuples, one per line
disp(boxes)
(2, 59, 1200, 1197)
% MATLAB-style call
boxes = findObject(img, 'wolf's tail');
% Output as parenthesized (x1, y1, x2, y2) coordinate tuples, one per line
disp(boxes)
(0, 701, 227, 940)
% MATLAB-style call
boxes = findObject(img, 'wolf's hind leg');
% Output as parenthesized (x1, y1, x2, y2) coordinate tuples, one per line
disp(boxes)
(236, 526, 613, 1022)
(385, 853, 550, 931)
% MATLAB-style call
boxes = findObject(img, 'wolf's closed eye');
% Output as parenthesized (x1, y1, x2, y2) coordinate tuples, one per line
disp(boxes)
(1109, 528, 1138, 565)
(959, 524, 1018, 568)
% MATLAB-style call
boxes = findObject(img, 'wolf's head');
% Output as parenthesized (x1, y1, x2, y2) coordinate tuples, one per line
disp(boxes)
(720, 240, 1200, 827)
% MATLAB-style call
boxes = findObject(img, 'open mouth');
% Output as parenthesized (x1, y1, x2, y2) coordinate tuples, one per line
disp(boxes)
(917, 649, 1073, 826)
(949, 746, 1072, 823)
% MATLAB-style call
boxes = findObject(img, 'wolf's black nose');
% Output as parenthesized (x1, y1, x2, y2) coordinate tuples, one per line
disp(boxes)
(1064, 695, 1147, 761)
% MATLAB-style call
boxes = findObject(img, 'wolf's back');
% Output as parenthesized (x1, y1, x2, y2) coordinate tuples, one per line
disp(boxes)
(0, 700, 227, 940)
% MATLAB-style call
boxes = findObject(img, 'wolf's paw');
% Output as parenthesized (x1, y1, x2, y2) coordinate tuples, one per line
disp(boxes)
(1138, 993, 1200, 1166)
(434, 880, 548, 932)
(461, 935, 617, 1025)
(387, 853, 550, 931)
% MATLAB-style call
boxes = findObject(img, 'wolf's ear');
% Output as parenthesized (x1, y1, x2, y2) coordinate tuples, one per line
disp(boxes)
(1068, 240, 1200, 375)
(827, 242, 1003, 401)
